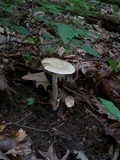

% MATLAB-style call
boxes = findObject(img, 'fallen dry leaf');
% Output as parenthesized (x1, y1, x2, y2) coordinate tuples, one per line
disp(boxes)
(0, 123, 8, 132)
(65, 96, 75, 108)
(56, 46, 65, 56)
(79, 60, 98, 75)
(104, 123, 120, 145)
(5, 141, 31, 157)
(0, 135, 17, 152)
(38, 142, 70, 160)
(22, 72, 50, 90)
(93, 24, 110, 39)
(0, 75, 9, 91)
(0, 129, 28, 152)
(73, 150, 88, 160)
(15, 128, 27, 142)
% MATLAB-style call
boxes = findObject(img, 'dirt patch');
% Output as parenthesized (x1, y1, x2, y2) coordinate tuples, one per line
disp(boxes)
(0, 80, 112, 160)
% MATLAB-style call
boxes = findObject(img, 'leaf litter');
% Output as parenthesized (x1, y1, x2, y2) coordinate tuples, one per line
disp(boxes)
(0, 0, 120, 159)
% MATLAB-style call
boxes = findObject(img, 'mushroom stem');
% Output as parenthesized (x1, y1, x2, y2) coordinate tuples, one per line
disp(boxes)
(51, 73, 59, 111)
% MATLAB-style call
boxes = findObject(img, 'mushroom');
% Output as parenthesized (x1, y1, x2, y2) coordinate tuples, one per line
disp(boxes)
(65, 96, 75, 113)
(41, 57, 75, 111)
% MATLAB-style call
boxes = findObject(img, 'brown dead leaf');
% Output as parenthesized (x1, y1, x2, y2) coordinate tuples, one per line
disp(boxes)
(0, 75, 9, 91)
(65, 96, 74, 108)
(79, 60, 98, 75)
(22, 72, 50, 90)
(0, 129, 28, 152)
(104, 123, 120, 146)
(96, 67, 120, 107)
(5, 140, 32, 157)
(38, 142, 70, 160)
(56, 46, 65, 57)
(0, 129, 34, 159)
(0, 123, 8, 132)
(93, 24, 110, 39)
(15, 128, 27, 142)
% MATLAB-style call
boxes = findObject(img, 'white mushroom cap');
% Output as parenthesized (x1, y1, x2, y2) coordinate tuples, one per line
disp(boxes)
(41, 57, 75, 75)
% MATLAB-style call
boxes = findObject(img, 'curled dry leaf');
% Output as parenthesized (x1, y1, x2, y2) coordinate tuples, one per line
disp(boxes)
(15, 128, 27, 142)
(65, 96, 75, 108)
(22, 72, 50, 90)
(56, 46, 65, 56)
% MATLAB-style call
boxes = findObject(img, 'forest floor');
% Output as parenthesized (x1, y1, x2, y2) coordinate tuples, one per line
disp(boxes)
(0, 1, 120, 160)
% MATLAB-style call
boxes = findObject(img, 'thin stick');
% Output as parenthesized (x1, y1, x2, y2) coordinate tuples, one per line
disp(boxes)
(8, 123, 51, 133)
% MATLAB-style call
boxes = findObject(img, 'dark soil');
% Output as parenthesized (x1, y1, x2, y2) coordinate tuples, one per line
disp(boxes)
(0, 74, 112, 160)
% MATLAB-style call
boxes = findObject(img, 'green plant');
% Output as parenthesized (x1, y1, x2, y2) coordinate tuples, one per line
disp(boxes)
(108, 59, 119, 71)
(99, 98, 120, 122)
(27, 97, 35, 106)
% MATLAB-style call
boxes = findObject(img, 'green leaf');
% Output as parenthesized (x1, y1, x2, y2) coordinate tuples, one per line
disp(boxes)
(37, 2, 63, 14)
(56, 23, 78, 44)
(99, 98, 120, 122)
(0, 5, 14, 14)
(27, 97, 35, 106)
(108, 59, 118, 71)
(0, 18, 12, 26)
(42, 33, 54, 40)
(12, 26, 29, 35)
(81, 44, 101, 58)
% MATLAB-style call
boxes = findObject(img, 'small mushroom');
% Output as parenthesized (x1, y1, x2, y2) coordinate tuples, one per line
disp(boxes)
(41, 57, 75, 111)
(65, 96, 75, 113)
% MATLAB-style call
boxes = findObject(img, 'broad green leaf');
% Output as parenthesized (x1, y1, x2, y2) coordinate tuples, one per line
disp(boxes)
(27, 97, 35, 106)
(37, 2, 63, 14)
(72, 39, 82, 46)
(0, 6, 14, 14)
(26, 37, 35, 43)
(42, 33, 54, 40)
(99, 98, 120, 122)
(77, 29, 90, 37)
(0, 18, 12, 26)
(108, 59, 118, 71)
(12, 26, 29, 35)
(45, 4, 63, 14)
(35, 17, 52, 25)
(81, 44, 101, 58)
(56, 23, 78, 44)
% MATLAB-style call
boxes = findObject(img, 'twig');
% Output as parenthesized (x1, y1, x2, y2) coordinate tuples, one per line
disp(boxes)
(15, 112, 32, 124)
(1, 53, 42, 72)
(0, 38, 60, 46)
(8, 123, 51, 133)
(63, 85, 94, 110)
